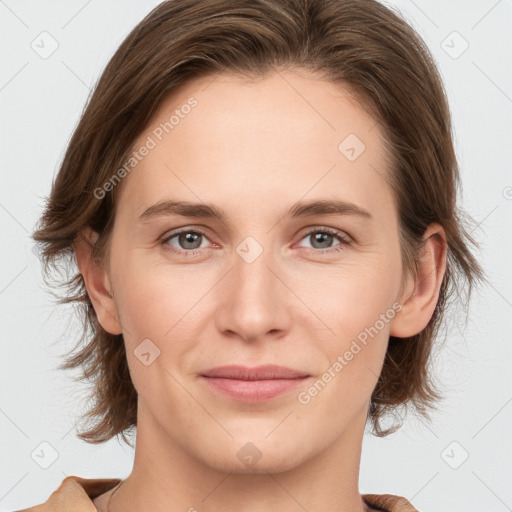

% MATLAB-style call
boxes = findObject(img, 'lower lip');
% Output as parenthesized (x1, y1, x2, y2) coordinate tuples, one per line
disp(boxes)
(200, 376, 309, 402)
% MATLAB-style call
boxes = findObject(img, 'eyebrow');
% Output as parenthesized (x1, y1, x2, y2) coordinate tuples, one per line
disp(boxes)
(138, 198, 372, 223)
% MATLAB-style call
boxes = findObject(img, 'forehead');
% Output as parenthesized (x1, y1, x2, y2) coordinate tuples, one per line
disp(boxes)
(116, 69, 394, 223)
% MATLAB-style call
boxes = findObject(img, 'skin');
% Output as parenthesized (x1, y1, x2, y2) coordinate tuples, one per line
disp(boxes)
(75, 68, 447, 512)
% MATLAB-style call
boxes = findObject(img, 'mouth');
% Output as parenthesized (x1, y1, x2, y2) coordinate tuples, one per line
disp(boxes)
(200, 364, 311, 402)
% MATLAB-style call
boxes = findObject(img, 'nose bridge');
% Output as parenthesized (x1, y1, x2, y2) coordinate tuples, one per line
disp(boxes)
(214, 233, 291, 340)
(232, 234, 278, 303)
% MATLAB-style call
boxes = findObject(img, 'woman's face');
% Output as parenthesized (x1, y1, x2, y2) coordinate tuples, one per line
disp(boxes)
(104, 69, 410, 472)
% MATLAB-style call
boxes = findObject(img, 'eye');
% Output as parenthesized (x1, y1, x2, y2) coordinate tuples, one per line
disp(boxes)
(296, 227, 350, 254)
(160, 228, 212, 256)
(159, 226, 351, 258)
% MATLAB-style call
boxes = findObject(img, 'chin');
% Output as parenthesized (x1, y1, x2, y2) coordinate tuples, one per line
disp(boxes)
(193, 430, 312, 475)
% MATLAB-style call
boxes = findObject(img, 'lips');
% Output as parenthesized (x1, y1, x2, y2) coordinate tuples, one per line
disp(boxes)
(200, 364, 311, 402)
(200, 364, 310, 380)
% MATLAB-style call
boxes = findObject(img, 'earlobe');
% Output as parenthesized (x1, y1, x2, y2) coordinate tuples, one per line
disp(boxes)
(389, 223, 447, 339)
(73, 227, 123, 335)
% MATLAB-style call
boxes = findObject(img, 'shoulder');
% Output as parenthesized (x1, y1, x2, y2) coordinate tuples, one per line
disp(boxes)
(16, 479, 416, 512)
(362, 492, 419, 512)
(15, 475, 122, 512)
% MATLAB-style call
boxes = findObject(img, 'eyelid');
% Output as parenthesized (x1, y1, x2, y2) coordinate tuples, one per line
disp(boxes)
(296, 225, 351, 243)
(159, 226, 216, 249)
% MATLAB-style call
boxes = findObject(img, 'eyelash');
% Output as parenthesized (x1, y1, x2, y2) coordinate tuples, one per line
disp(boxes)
(159, 226, 351, 257)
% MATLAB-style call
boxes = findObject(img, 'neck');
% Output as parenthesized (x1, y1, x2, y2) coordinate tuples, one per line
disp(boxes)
(109, 402, 371, 512)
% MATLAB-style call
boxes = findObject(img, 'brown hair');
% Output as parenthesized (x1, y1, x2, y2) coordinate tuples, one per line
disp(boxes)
(32, 0, 485, 444)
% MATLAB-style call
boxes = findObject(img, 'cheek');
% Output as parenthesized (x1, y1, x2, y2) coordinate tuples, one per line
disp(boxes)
(113, 253, 210, 339)
(300, 257, 400, 336)
(296, 273, 393, 424)
(111, 255, 220, 397)
(299, 259, 399, 388)
(114, 260, 207, 397)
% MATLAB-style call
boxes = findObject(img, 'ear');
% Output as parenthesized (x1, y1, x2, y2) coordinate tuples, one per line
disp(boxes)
(389, 223, 448, 338)
(73, 227, 123, 335)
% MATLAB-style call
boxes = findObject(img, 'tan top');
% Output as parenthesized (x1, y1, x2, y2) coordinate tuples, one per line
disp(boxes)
(16, 475, 419, 511)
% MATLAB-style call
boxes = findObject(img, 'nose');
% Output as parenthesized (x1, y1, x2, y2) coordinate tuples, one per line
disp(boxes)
(214, 243, 293, 344)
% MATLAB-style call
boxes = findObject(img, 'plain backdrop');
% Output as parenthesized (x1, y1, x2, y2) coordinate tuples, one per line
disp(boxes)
(1, 1, 511, 511)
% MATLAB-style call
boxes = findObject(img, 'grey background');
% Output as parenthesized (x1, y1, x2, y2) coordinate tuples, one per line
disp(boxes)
(1, 1, 511, 510)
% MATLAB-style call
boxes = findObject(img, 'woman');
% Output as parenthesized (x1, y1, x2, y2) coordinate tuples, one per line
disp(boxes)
(23, 0, 484, 510)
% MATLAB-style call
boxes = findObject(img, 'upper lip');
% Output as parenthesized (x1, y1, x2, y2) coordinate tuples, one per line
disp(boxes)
(201, 364, 310, 380)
